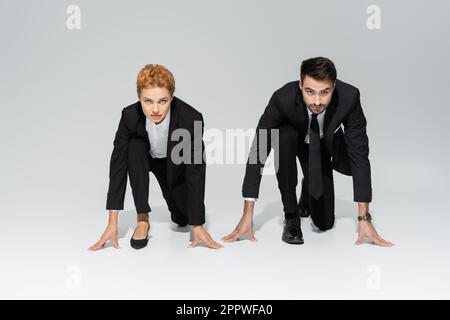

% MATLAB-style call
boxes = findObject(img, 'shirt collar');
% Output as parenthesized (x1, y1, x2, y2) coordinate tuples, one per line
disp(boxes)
(305, 106, 326, 118)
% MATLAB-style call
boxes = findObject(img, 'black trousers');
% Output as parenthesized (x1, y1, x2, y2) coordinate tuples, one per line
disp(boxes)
(127, 137, 188, 225)
(276, 124, 335, 231)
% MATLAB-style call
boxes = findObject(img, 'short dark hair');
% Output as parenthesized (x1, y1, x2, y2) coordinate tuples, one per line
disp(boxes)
(300, 57, 337, 83)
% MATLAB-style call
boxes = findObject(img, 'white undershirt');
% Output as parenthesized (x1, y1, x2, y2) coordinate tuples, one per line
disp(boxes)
(304, 107, 325, 143)
(145, 108, 171, 158)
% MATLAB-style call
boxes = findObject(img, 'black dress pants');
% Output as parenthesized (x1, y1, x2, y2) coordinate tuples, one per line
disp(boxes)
(127, 137, 188, 225)
(276, 124, 335, 231)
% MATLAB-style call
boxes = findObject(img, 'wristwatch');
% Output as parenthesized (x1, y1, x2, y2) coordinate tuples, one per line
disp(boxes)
(357, 212, 372, 223)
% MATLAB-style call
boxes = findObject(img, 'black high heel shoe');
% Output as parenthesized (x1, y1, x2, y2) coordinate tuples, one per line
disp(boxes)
(130, 221, 150, 250)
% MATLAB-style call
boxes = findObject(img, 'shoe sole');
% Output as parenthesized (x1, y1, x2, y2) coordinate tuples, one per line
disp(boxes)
(282, 236, 304, 245)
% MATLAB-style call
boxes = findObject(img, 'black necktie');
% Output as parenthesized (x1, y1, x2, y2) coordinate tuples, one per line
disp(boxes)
(309, 113, 323, 200)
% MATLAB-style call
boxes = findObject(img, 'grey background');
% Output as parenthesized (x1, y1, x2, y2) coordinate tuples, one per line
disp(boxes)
(1, 0, 449, 299)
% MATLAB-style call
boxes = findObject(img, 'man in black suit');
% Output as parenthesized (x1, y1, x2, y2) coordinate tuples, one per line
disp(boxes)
(222, 57, 393, 247)
(89, 64, 222, 250)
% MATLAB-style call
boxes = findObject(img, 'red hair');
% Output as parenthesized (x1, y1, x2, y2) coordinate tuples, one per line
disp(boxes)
(136, 64, 175, 97)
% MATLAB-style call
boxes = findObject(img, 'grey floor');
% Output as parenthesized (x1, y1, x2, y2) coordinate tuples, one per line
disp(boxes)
(1, 171, 448, 300)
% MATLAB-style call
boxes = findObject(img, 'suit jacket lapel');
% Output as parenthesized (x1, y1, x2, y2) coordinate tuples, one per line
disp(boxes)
(295, 86, 309, 138)
(136, 102, 150, 144)
(166, 97, 179, 186)
(324, 94, 337, 133)
(323, 90, 340, 153)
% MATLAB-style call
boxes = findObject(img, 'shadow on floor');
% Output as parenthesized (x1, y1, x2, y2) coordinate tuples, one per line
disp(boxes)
(254, 197, 360, 234)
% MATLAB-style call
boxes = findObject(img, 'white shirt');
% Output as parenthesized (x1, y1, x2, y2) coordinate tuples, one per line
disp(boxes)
(304, 107, 325, 143)
(145, 108, 171, 158)
(244, 106, 325, 202)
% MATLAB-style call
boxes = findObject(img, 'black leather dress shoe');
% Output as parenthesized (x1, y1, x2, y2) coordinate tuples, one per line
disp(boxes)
(130, 222, 150, 250)
(282, 216, 304, 244)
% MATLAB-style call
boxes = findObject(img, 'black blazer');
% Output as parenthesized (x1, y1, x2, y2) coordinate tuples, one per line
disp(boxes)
(106, 97, 206, 225)
(242, 79, 372, 203)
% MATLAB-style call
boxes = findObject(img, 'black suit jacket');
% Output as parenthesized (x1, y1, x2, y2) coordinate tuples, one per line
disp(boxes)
(106, 97, 206, 225)
(242, 79, 372, 203)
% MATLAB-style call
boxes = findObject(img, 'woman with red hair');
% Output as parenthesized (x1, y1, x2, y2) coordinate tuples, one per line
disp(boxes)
(89, 64, 222, 250)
